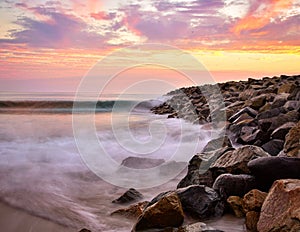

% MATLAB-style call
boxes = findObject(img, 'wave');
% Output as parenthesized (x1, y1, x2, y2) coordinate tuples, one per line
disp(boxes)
(0, 99, 161, 114)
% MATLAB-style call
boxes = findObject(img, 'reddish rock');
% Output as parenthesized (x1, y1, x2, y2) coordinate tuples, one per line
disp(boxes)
(242, 189, 267, 212)
(111, 201, 149, 219)
(257, 179, 300, 232)
(246, 211, 260, 232)
(284, 121, 300, 157)
(132, 193, 184, 231)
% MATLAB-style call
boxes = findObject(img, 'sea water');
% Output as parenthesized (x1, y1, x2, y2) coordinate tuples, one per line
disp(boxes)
(0, 93, 244, 231)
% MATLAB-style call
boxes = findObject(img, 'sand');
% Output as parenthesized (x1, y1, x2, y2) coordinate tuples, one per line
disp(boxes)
(0, 202, 74, 232)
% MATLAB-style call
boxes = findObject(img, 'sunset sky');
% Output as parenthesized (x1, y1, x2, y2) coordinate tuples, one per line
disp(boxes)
(0, 0, 299, 92)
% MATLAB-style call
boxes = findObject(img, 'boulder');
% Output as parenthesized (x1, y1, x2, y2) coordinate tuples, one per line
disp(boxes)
(283, 100, 300, 111)
(112, 188, 143, 204)
(111, 201, 149, 219)
(228, 106, 257, 123)
(288, 86, 300, 101)
(245, 211, 260, 232)
(133, 193, 184, 231)
(176, 185, 224, 219)
(256, 107, 286, 120)
(210, 145, 270, 177)
(271, 122, 295, 140)
(227, 196, 245, 217)
(277, 83, 297, 94)
(79, 229, 91, 232)
(213, 174, 257, 199)
(258, 111, 299, 133)
(177, 147, 233, 188)
(284, 121, 300, 157)
(237, 127, 262, 145)
(261, 139, 284, 156)
(245, 95, 266, 110)
(242, 189, 267, 212)
(270, 94, 288, 109)
(257, 179, 300, 232)
(121, 157, 165, 169)
(201, 136, 232, 153)
(247, 157, 300, 191)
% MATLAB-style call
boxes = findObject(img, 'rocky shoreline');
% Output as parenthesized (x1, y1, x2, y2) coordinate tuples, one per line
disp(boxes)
(81, 75, 300, 232)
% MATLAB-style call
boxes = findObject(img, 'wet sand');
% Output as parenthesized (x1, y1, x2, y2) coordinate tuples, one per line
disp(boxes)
(0, 202, 74, 232)
(0, 201, 246, 232)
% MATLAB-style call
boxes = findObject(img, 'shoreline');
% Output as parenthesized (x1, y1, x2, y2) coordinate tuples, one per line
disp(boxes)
(0, 201, 74, 232)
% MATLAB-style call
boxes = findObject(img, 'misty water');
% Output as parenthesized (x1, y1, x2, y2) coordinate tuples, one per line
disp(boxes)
(0, 94, 244, 231)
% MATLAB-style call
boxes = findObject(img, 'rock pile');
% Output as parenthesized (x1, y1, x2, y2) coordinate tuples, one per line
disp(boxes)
(79, 75, 299, 232)
(152, 75, 300, 156)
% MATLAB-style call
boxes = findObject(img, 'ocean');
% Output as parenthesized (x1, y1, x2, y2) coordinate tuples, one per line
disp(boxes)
(0, 92, 244, 231)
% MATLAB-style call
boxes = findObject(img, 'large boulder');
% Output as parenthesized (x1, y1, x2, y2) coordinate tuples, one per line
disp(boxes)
(213, 174, 257, 199)
(210, 145, 270, 178)
(248, 157, 300, 191)
(112, 188, 143, 204)
(177, 147, 233, 188)
(133, 193, 184, 231)
(257, 179, 300, 232)
(176, 185, 224, 220)
(284, 121, 300, 157)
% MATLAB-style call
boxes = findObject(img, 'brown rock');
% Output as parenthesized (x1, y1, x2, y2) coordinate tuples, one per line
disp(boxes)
(111, 201, 149, 219)
(227, 196, 245, 217)
(133, 193, 184, 231)
(257, 179, 300, 232)
(210, 145, 270, 176)
(284, 121, 300, 157)
(245, 95, 266, 110)
(245, 211, 260, 232)
(242, 189, 267, 212)
(278, 83, 297, 94)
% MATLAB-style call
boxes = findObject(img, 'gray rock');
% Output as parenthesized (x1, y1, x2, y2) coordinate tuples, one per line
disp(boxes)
(112, 188, 143, 204)
(178, 222, 224, 232)
(177, 147, 233, 188)
(261, 139, 284, 156)
(213, 173, 257, 199)
(283, 100, 300, 111)
(270, 94, 288, 109)
(121, 157, 165, 169)
(176, 185, 225, 220)
(271, 122, 295, 140)
(201, 136, 232, 153)
(247, 156, 300, 191)
(256, 107, 286, 120)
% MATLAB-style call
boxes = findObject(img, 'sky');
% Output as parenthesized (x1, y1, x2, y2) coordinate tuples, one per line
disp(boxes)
(0, 0, 299, 93)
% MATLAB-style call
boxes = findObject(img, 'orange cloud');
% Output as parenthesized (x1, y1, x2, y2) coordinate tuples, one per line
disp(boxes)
(232, 0, 293, 35)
